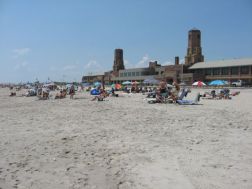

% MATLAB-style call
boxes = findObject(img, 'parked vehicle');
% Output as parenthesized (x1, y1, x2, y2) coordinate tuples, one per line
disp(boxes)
(231, 80, 243, 87)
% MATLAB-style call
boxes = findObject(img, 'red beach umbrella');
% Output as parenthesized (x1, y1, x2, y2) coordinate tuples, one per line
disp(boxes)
(192, 81, 206, 87)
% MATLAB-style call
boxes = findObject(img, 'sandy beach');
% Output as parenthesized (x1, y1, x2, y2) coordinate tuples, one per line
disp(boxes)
(0, 88, 251, 189)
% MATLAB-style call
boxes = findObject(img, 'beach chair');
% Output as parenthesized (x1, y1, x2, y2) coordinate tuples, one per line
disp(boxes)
(176, 93, 201, 105)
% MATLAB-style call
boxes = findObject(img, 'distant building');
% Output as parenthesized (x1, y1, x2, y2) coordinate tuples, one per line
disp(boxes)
(111, 59, 189, 84)
(189, 58, 252, 84)
(82, 73, 104, 83)
(113, 49, 125, 72)
(185, 28, 204, 65)
(111, 61, 161, 83)
(82, 29, 252, 85)
(82, 49, 126, 84)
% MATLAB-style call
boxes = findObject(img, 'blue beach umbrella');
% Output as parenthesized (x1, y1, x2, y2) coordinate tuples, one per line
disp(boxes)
(122, 81, 131, 85)
(94, 82, 101, 87)
(143, 78, 159, 84)
(209, 80, 228, 86)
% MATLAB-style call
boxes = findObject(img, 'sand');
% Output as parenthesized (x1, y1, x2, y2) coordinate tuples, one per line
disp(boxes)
(0, 88, 251, 189)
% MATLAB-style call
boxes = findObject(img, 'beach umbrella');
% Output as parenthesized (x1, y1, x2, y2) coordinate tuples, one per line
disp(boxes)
(94, 82, 101, 87)
(131, 81, 139, 85)
(143, 79, 150, 84)
(192, 81, 206, 87)
(122, 81, 131, 85)
(143, 78, 159, 84)
(111, 83, 122, 90)
(209, 80, 227, 86)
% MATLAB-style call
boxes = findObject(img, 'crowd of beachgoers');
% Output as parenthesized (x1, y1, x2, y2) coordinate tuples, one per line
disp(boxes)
(6, 80, 241, 105)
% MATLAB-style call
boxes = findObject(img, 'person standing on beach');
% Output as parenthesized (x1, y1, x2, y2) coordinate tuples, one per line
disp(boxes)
(69, 84, 75, 99)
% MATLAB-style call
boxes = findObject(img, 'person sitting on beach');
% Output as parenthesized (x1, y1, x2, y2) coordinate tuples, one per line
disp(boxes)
(55, 89, 67, 99)
(211, 90, 216, 98)
(156, 89, 165, 103)
(159, 80, 167, 94)
(223, 88, 231, 99)
(169, 82, 180, 103)
(110, 87, 119, 97)
(42, 87, 50, 99)
(91, 89, 107, 101)
(148, 89, 166, 104)
(142, 86, 148, 93)
(202, 90, 227, 100)
(9, 86, 16, 96)
(217, 89, 231, 100)
(36, 87, 49, 100)
(9, 91, 16, 96)
(123, 86, 130, 93)
(131, 86, 136, 93)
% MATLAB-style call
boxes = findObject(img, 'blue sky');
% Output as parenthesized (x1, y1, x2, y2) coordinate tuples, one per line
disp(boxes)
(0, 0, 252, 83)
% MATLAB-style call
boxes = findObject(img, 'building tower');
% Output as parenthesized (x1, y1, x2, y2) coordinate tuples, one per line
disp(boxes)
(113, 49, 125, 72)
(185, 28, 204, 65)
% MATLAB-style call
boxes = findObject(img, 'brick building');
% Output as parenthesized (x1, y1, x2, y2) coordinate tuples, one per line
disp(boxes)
(189, 58, 252, 84)
(82, 29, 252, 85)
(185, 28, 204, 65)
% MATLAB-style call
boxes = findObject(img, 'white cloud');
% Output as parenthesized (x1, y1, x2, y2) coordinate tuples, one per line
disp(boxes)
(135, 54, 149, 68)
(14, 61, 29, 70)
(84, 60, 101, 70)
(179, 58, 185, 64)
(84, 60, 100, 69)
(63, 65, 77, 71)
(13, 48, 31, 57)
(162, 58, 185, 65)
(83, 60, 105, 75)
(124, 59, 134, 68)
(162, 60, 173, 65)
